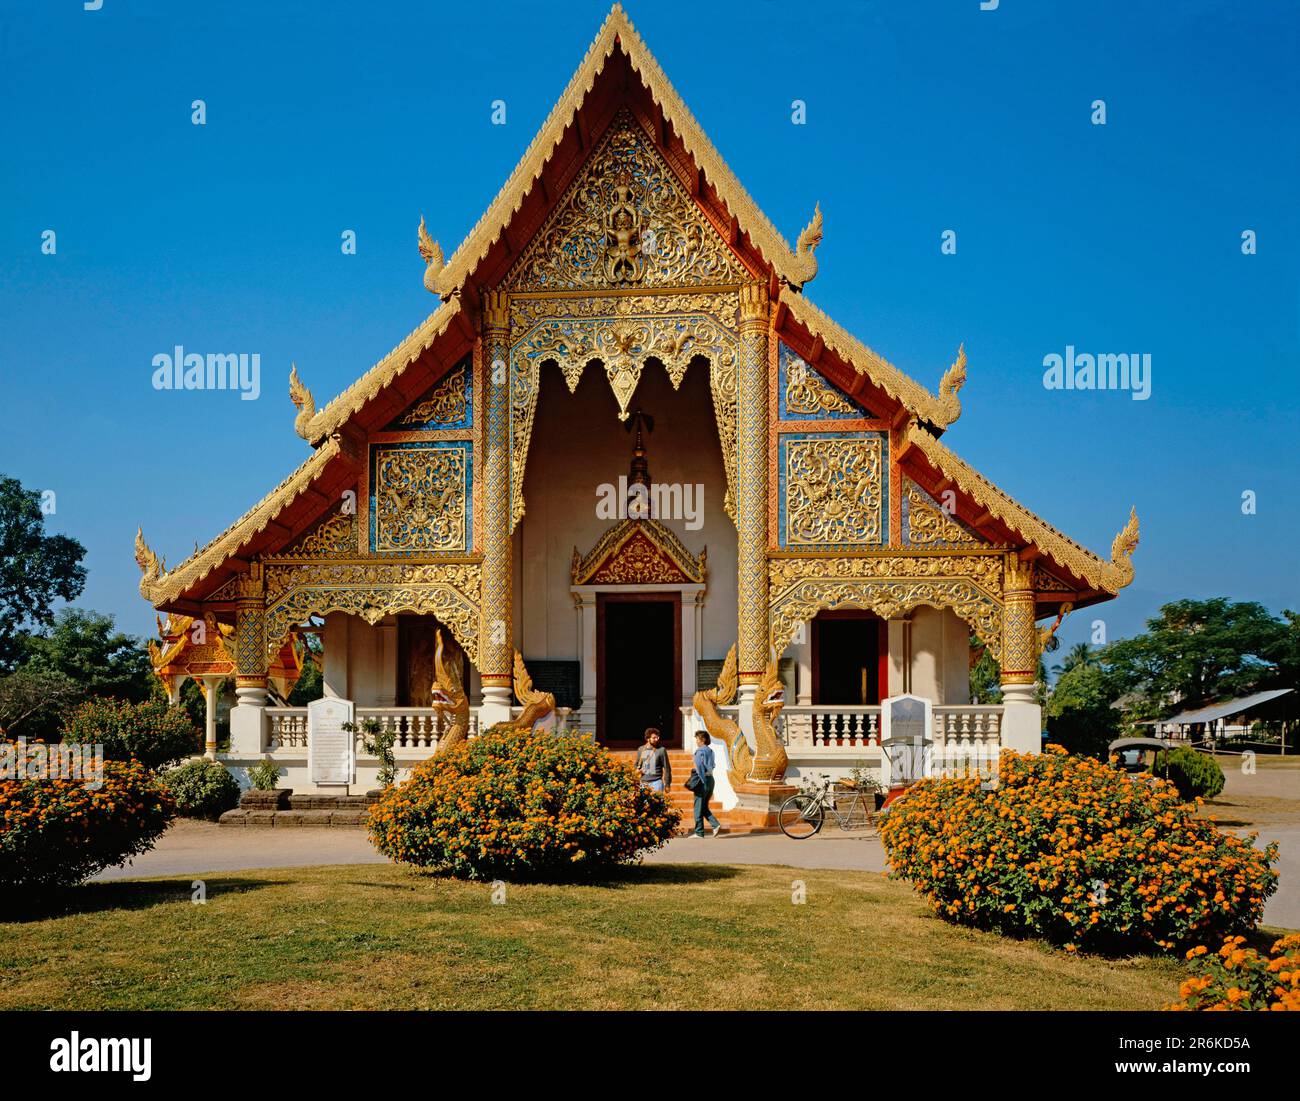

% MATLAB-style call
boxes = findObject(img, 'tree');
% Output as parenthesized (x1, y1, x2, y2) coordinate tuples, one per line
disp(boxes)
(1053, 642, 1096, 678)
(21, 608, 153, 703)
(0, 668, 81, 736)
(1104, 599, 1285, 712)
(1045, 662, 1122, 759)
(969, 641, 1002, 705)
(0, 476, 87, 670)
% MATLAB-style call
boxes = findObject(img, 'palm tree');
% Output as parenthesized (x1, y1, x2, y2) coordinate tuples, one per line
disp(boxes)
(1053, 642, 1096, 678)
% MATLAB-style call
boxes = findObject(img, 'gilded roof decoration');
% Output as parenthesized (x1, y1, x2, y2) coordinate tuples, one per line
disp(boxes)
(781, 293, 964, 429)
(904, 423, 1138, 594)
(135, 436, 343, 607)
(396, 358, 470, 429)
(571, 517, 706, 585)
(903, 478, 983, 549)
(507, 111, 746, 291)
(425, 5, 813, 299)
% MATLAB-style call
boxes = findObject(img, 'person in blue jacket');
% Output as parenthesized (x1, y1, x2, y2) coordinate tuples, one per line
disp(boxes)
(690, 730, 722, 838)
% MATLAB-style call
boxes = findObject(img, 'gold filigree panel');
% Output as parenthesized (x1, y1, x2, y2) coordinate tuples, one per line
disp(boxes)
(768, 555, 1005, 662)
(399, 362, 467, 428)
(371, 444, 468, 554)
(782, 437, 883, 547)
(507, 110, 747, 291)
(782, 348, 858, 417)
(572, 517, 706, 585)
(904, 480, 981, 549)
(262, 560, 481, 666)
(507, 294, 740, 529)
(278, 508, 359, 558)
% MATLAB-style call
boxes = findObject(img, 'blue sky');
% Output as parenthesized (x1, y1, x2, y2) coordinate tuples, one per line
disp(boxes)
(1, 0, 1297, 653)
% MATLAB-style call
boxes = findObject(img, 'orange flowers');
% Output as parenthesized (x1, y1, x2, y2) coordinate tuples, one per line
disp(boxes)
(366, 727, 679, 880)
(878, 745, 1278, 955)
(1168, 934, 1300, 1011)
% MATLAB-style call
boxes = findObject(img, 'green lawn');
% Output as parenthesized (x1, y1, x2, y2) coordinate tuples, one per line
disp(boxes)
(0, 863, 1193, 1010)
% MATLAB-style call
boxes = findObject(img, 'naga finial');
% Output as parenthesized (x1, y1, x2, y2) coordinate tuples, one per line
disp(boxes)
(934, 343, 967, 426)
(788, 203, 823, 289)
(288, 362, 316, 440)
(134, 527, 165, 599)
(1101, 506, 1140, 591)
(418, 215, 445, 295)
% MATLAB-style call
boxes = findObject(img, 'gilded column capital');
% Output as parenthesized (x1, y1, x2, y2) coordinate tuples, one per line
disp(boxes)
(482, 289, 511, 333)
(1003, 553, 1035, 594)
(737, 282, 768, 331)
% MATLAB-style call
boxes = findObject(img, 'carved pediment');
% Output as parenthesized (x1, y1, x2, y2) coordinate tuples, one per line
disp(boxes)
(508, 110, 748, 292)
(902, 477, 988, 549)
(571, 518, 706, 586)
(390, 357, 471, 430)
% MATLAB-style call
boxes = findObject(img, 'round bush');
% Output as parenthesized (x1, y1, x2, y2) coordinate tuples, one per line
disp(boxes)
(1153, 746, 1225, 801)
(1169, 934, 1300, 1011)
(164, 759, 241, 819)
(0, 745, 175, 891)
(878, 746, 1278, 954)
(62, 697, 200, 770)
(367, 727, 680, 880)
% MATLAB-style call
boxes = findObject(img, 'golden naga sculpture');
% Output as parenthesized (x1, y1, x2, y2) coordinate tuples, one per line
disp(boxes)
(417, 215, 445, 296)
(508, 651, 556, 732)
(134, 527, 166, 600)
(692, 644, 747, 786)
(748, 659, 789, 784)
(288, 362, 316, 440)
(1100, 506, 1141, 591)
(430, 629, 470, 755)
(934, 343, 967, 426)
(1037, 601, 1074, 655)
(786, 203, 823, 289)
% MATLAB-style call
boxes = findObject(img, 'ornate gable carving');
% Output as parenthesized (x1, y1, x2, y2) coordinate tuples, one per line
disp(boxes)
(571, 518, 706, 586)
(508, 110, 747, 291)
(903, 478, 986, 549)
(392, 358, 471, 430)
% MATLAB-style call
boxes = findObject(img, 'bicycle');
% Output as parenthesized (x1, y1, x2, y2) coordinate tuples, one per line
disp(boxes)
(777, 772, 877, 839)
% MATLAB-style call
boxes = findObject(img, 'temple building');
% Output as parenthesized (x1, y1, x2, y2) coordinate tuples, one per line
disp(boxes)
(135, 5, 1138, 798)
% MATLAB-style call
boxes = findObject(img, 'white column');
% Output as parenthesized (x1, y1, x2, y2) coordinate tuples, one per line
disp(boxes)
(575, 591, 597, 733)
(202, 675, 222, 760)
(230, 682, 269, 756)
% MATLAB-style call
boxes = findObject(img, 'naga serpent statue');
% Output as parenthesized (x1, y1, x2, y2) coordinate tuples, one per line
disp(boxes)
(509, 651, 556, 732)
(430, 629, 469, 754)
(692, 645, 789, 786)
(748, 659, 789, 784)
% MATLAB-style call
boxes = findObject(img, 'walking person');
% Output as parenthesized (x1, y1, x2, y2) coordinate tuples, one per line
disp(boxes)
(688, 730, 722, 837)
(635, 727, 671, 792)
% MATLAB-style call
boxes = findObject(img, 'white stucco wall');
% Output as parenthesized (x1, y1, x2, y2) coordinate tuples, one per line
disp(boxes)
(514, 359, 737, 669)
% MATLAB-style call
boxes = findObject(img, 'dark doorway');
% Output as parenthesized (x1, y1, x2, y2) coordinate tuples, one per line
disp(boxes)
(598, 594, 680, 746)
(812, 611, 886, 705)
(397, 615, 464, 707)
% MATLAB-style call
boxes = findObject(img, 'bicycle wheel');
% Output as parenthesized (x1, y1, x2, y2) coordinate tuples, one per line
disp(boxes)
(778, 793, 824, 839)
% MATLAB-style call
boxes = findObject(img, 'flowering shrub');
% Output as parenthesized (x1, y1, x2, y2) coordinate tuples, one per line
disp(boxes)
(367, 727, 679, 880)
(164, 759, 241, 819)
(1168, 935, 1300, 1011)
(878, 746, 1277, 953)
(0, 747, 175, 891)
(62, 697, 199, 770)
(1152, 746, 1225, 802)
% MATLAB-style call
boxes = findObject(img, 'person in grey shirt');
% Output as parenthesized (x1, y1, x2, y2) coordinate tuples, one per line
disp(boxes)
(635, 727, 671, 792)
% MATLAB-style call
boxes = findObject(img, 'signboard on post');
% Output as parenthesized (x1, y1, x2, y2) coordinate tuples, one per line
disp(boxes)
(308, 696, 355, 787)
(880, 694, 933, 788)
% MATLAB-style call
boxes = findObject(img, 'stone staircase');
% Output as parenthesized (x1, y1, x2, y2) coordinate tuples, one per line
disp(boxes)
(616, 749, 775, 835)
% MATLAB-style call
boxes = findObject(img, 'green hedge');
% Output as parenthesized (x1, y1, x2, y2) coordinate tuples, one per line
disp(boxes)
(164, 759, 241, 819)
(1153, 746, 1225, 801)
(62, 697, 200, 770)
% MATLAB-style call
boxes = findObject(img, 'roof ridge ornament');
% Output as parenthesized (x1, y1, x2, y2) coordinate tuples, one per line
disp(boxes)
(288, 362, 316, 440)
(1101, 506, 1140, 590)
(935, 343, 967, 425)
(788, 203, 823, 289)
(417, 215, 446, 295)
(134, 527, 167, 600)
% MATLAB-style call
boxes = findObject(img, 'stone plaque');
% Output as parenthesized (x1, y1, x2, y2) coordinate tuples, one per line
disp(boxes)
(309, 696, 355, 786)
(881, 693, 932, 786)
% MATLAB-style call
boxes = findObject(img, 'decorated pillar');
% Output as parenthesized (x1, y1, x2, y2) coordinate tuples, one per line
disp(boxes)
(735, 282, 770, 731)
(479, 289, 515, 727)
(999, 554, 1042, 754)
(201, 675, 222, 760)
(230, 564, 269, 756)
